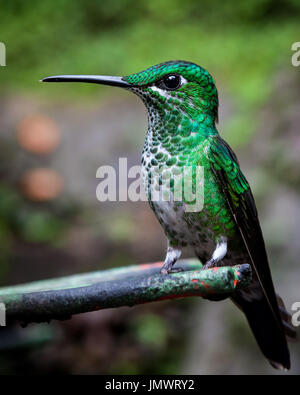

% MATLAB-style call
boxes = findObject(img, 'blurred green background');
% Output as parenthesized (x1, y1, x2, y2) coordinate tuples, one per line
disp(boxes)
(0, 0, 299, 374)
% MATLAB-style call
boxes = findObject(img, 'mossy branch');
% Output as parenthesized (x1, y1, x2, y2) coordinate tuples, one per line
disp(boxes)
(0, 259, 252, 326)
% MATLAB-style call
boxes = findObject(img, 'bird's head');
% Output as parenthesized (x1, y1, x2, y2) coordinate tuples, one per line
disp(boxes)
(42, 61, 219, 127)
(124, 61, 218, 124)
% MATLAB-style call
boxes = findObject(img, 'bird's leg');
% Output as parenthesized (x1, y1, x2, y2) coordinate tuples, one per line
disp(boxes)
(202, 236, 227, 270)
(160, 245, 182, 274)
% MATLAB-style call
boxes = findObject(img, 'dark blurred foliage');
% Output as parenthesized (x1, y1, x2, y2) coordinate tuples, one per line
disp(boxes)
(0, 301, 194, 375)
(0, 0, 299, 375)
(0, 182, 84, 285)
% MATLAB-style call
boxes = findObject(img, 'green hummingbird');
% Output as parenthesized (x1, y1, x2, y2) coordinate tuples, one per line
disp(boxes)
(42, 60, 295, 370)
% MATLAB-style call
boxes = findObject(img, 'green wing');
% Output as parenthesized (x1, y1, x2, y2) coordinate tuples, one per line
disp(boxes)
(207, 136, 284, 331)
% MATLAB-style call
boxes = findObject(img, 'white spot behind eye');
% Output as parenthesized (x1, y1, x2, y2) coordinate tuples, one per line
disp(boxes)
(180, 76, 188, 85)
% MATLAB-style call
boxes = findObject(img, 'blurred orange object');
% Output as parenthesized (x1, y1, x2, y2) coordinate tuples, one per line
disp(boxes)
(21, 168, 63, 201)
(17, 115, 61, 155)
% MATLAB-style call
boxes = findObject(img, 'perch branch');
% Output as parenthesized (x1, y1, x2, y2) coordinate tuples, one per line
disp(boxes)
(0, 259, 252, 326)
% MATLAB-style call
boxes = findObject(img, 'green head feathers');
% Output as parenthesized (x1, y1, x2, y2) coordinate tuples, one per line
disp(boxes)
(124, 60, 219, 124)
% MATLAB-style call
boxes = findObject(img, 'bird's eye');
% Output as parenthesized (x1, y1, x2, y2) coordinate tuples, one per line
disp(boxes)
(159, 74, 181, 91)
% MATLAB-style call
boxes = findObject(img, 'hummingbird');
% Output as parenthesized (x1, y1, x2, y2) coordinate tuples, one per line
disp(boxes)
(42, 60, 295, 370)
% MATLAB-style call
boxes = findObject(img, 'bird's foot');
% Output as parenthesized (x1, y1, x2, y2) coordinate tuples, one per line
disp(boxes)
(160, 266, 184, 275)
(201, 259, 216, 271)
(160, 245, 182, 274)
(202, 236, 227, 271)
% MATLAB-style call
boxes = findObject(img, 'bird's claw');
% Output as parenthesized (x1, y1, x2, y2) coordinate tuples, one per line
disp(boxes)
(160, 267, 184, 275)
(201, 260, 216, 271)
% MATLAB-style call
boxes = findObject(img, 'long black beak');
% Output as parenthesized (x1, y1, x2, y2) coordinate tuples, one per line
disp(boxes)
(41, 75, 131, 88)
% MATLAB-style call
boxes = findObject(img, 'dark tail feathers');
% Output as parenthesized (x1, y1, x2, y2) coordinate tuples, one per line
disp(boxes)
(233, 291, 294, 370)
